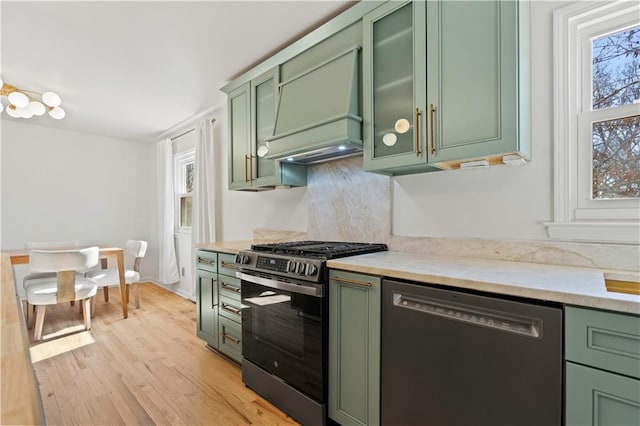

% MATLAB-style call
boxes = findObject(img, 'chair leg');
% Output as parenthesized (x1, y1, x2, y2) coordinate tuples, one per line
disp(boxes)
(103, 287, 109, 302)
(126, 285, 130, 303)
(82, 298, 92, 330)
(91, 297, 96, 319)
(34, 305, 46, 341)
(132, 283, 140, 309)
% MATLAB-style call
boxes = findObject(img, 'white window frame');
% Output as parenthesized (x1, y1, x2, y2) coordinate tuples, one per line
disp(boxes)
(547, 1, 640, 244)
(174, 150, 195, 233)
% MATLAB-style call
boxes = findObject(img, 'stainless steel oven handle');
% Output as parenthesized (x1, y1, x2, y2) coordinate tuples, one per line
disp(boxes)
(236, 271, 323, 297)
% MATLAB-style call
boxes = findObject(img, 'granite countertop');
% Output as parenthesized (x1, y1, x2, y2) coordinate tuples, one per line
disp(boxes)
(327, 251, 640, 315)
(195, 240, 253, 255)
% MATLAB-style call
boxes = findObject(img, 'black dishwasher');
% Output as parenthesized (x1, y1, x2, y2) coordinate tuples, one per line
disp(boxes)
(381, 279, 562, 426)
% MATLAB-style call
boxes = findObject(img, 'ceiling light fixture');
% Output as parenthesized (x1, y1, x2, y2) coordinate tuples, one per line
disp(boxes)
(0, 77, 65, 120)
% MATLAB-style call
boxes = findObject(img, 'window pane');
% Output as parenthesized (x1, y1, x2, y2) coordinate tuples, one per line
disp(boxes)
(592, 26, 640, 110)
(185, 163, 194, 193)
(592, 115, 640, 199)
(180, 196, 192, 227)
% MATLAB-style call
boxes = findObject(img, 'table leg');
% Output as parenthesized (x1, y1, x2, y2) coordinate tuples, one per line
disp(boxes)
(115, 250, 128, 319)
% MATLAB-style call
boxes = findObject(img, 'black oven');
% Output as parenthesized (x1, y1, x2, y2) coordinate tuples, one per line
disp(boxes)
(235, 241, 387, 426)
(239, 271, 326, 402)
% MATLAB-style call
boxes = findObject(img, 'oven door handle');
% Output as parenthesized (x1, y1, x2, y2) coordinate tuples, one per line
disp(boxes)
(236, 271, 323, 297)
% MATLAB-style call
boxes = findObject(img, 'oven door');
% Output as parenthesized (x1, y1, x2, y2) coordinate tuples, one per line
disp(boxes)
(238, 271, 326, 402)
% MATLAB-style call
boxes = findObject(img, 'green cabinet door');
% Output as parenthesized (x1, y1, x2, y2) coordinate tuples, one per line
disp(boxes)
(329, 270, 381, 426)
(227, 83, 251, 190)
(227, 68, 306, 191)
(363, 0, 528, 175)
(566, 362, 640, 426)
(363, 0, 440, 175)
(426, 0, 526, 167)
(196, 268, 218, 347)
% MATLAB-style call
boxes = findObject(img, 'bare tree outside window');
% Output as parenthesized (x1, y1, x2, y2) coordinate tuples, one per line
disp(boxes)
(591, 26, 640, 199)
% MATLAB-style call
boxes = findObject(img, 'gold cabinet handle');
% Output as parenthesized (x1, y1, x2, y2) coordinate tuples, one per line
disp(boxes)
(197, 257, 216, 266)
(244, 155, 249, 183)
(249, 155, 254, 182)
(221, 304, 241, 315)
(220, 261, 239, 270)
(415, 107, 422, 156)
(222, 333, 240, 345)
(333, 276, 373, 288)
(429, 104, 436, 155)
(220, 282, 241, 293)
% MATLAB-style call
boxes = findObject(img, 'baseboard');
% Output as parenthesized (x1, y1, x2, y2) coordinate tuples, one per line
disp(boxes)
(143, 279, 195, 302)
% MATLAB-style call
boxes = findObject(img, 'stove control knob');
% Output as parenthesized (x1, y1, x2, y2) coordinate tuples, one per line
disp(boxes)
(296, 262, 306, 274)
(288, 261, 297, 272)
(306, 264, 318, 276)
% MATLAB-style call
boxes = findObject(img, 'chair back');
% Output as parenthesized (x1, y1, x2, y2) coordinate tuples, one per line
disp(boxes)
(124, 240, 148, 271)
(29, 247, 100, 303)
(26, 240, 81, 249)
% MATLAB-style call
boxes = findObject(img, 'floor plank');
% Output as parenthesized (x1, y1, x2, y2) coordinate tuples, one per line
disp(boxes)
(28, 283, 299, 425)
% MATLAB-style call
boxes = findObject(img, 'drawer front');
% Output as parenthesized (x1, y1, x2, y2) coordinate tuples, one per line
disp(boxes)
(219, 295, 242, 323)
(566, 362, 640, 426)
(219, 275, 242, 301)
(196, 250, 217, 273)
(219, 316, 242, 363)
(566, 306, 640, 379)
(218, 253, 240, 277)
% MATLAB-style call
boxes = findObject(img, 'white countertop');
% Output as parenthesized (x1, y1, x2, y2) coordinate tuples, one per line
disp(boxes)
(327, 251, 640, 315)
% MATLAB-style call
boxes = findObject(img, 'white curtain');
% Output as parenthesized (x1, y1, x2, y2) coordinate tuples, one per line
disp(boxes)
(157, 138, 180, 284)
(193, 119, 216, 244)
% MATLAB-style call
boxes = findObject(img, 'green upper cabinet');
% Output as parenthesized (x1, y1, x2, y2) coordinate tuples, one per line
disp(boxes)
(227, 67, 306, 191)
(363, 0, 530, 175)
(363, 1, 436, 175)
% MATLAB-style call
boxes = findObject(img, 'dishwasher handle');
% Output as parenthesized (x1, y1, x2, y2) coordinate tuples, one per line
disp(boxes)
(393, 292, 542, 338)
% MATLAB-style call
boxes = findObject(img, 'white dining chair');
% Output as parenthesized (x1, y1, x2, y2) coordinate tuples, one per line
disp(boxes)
(25, 247, 100, 341)
(86, 240, 148, 310)
(23, 240, 82, 287)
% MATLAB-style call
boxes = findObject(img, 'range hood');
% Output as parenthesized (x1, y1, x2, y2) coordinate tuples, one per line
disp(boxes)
(263, 47, 362, 165)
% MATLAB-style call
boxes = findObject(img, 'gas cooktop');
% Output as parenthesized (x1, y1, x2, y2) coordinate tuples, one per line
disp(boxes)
(250, 240, 388, 259)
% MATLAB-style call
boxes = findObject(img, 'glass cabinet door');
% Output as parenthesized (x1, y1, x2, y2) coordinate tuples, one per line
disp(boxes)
(251, 67, 278, 184)
(363, 0, 426, 172)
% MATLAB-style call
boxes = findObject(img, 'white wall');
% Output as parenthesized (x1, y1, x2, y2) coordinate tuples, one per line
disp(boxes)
(213, 1, 575, 244)
(0, 120, 158, 280)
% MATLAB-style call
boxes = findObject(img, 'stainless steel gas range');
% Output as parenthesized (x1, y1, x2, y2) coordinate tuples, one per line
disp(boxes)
(235, 241, 388, 426)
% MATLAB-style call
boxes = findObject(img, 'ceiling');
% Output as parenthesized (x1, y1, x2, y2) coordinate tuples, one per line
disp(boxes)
(1, 0, 353, 143)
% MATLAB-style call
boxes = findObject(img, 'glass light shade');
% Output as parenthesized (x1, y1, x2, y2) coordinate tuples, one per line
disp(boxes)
(19, 108, 34, 119)
(382, 132, 398, 146)
(48, 106, 65, 119)
(6, 106, 21, 118)
(8, 91, 29, 108)
(0, 103, 3, 113)
(256, 145, 269, 158)
(42, 91, 61, 107)
(28, 101, 46, 116)
(0, 77, 3, 88)
(394, 118, 411, 134)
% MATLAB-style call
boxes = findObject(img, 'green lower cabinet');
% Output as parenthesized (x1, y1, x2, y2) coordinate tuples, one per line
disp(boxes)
(329, 270, 381, 426)
(196, 268, 218, 347)
(218, 315, 242, 363)
(566, 362, 640, 426)
(565, 306, 640, 426)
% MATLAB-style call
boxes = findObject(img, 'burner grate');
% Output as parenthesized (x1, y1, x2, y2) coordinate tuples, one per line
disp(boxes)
(250, 241, 388, 259)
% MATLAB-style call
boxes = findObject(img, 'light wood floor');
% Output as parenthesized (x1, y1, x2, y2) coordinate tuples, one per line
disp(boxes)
(27, 283, 298, 425)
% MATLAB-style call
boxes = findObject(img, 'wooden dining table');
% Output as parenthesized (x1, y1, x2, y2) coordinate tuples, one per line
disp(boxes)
(7, 246, 129, 319)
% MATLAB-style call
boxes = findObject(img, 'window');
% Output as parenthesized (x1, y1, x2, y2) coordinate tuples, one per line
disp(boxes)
(548, 1, 640, 244)
(175, 150, 195, 232)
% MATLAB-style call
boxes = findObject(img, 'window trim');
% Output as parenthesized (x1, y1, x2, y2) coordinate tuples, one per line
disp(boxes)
(174, 150, 195, 234)
(547, 0, 640, 245)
